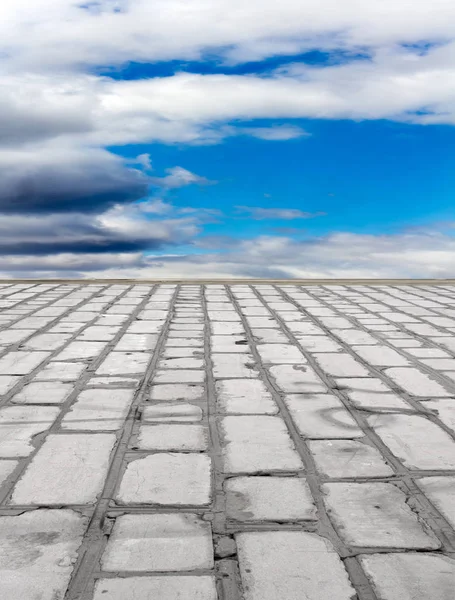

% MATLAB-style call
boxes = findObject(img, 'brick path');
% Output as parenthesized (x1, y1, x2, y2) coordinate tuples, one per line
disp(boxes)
(0, 281, 454, 599)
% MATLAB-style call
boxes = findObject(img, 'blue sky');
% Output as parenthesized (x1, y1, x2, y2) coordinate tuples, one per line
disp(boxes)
(1, 1, 455, 278)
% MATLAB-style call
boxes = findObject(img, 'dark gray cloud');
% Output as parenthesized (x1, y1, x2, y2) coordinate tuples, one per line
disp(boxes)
(0, 146, 149, 214)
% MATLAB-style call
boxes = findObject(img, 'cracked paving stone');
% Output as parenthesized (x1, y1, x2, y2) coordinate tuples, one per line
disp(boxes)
(116, 453, 212, 505)
(236, 531, 356, 600)
(323, 482, 440, 548)
(0, 406, 60, 457)
(359, 553, 455, 600)
(101, 513, 214, 571)
(0, 509, 88, 600)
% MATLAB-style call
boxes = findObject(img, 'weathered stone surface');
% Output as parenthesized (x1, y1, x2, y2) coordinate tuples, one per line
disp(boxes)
(93, 577, 217, 600)
(309, 440, 393, 477)
(11, 381, 73, 404)
(323, 482, 440, 548)
(416, 476, 455, 528)
(226, 476, 316, 521)
(137, 424, 209, 450)
(220, 416, 302, 473)
(10, 434, 116, 504)
(101, 513, 213, 571)
(116, 453, 212, 505)
(61, 389, 134, 430)
(236, 531, 356, 600)
(0, 406, 59, 457)
(142, 402, 203, 422)
(360, 553, 455, 600)
(0, 509, 87, 600)
(216, 379, 277, 414)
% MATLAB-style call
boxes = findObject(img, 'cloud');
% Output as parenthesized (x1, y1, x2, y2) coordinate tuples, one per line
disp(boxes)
(2, 229, 455, 280)
(0, 144, 149, 214)
(243, 126, 309, 140)
(236, 206, 326, 220)
(149, 166, 215, 188)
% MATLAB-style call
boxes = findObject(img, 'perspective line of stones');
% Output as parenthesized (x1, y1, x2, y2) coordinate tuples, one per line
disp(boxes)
(0, 281, 454, 599)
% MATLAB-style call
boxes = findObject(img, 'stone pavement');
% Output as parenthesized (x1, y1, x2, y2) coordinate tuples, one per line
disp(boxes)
(0, 281, 454, 599)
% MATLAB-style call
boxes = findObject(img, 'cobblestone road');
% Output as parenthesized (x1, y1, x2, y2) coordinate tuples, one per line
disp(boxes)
(0, 281, 454, 599)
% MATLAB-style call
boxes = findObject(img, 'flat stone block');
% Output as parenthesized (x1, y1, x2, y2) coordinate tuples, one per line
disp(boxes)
(384, 367, 452, 397)
(10, 433, 116, 505)
(0, 509, 87, 600)
(360, 553, 455, 600)
(34, 361, 86, 381)
(285, 394, 363, 439)
(116, 453, 212, 505)
(0, 406, 59, 457)
(115, 334, 158, 351)
(137, 424, 209, 451)
(236, 531, 355, 600)
(323, 482, 440, 548)
(0, 351, 50, 375)
(153, 370, 205, 384)
(309, 440, 393, 477)
(101, 513, 213, 571)
(220, 415, 302, 473)
(216, 379, 277, 414)
(93, 577, 217, 600)
(226, 476, 316, 521)
(97, 352, 150, 375)
(416, 476, 455, 528)
(61, 388, 134, 430)
(368, 414, 455, 470)
(269, 364, 326, 394)
(143, 402, 203, 422)
(149, 384, 204, 401)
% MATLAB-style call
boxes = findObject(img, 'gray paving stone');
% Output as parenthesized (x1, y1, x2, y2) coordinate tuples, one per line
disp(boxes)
(212, 353, 258, 378)
(368, 414, 455, 469)
(360, 553, 455, 600)
(216, 379, 277, 414)
(34, 361, 86, 381)
(313, 353, 370, 377)
(93, 577, 217, 600)
(0, 406, 59, 457)
(0, 351, 50, 375)
(101, 513, 213, 571)
(11, 381, 73, 404)
(0, 329, 35, 345)
(323, 482, 440, 548)
(158, 357, 205, 369)
(0, 460, 17, 487)
(285, 394, 363, 439)
(137, 424, 209, 450)
(116, 453, 212, 505)
(149, 383, 204, 401)
(226, 476, 316, 521)
(54, 341, 106, 361)
(416, 476, 455, 528)
(236, 531, 356, 600)
(23, 333, 72, 351)
(143, 402, 203, 422)
(0, 375, 20, 394)
(269, 364, 327, 394)
(422, 399, 455, 433)
(153, 369, 205, 383)
(61, 389, 134, 430)
(97, 352, 151, 375)
(309, 440, 393, 477)
(257, 343, 306, 364)
(10, 433, 116, 505)
(220, 415, 302, 473)
(0, 509, 87, 600)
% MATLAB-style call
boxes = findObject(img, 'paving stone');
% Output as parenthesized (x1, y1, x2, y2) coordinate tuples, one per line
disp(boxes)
(384, 367, 452, 396)
(0, 509, 87, 600)
(0, 406, 59, 457)
(54, 341, 107, 361)
(323, 482, 440, 548)
(116, 453, 211, 505)
(337, 377, 411, 410)
(285, 394, 363, 439)
(220, 415, 302, 473)
(153, 369, 205, 383)
(313, 353, 370, 377)
(62, 388, 134, 430)
(137, 424, 209, 450)
(92, 577, 217, 600)
(149, 383, 204, 401)
(23, 333, 72, 351)
(360, 553, 455, 600)
(216, 379, 277, 414)
(0, 329, 35, 345)
(416, 476, 455, 528)
(212, 353, 258, 378)
(0, 460, 17, 487)
(158, 357, 205, 369)
(368, 413, 455, 469)
(35, 361, 86, 381)
(211, 322, 245, 335)
(421, 399, 455, 434)
(309, 440, 393, 477)
(77, 326, 119, 341)
(166, 337, 204, 347)
(143, 402, 203, 422)
(226, 476, 316, 521)
(269, 364, 327, 393)
(11, 317, 54, 329)
(256, 343, 306, 364)
(11, 381, 74, 404)
(0, 375, 20, 394)
(0, 351, 50, 375)
(101, 513, 213, 571)
(10, 433, 116, 505)
(97, 351, 150, 375)
(236, 531, 356, 600)
(250, 328, 289, 343)
(352, 345, 410, 366)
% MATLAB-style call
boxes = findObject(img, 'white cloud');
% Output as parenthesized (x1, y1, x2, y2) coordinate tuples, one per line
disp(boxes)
(1, 229, 455, 279)
(236, 207, 325, 220)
